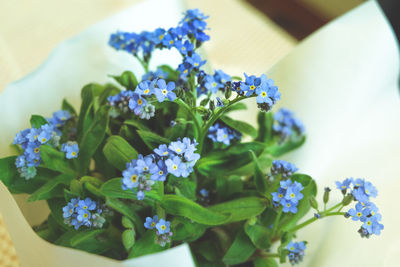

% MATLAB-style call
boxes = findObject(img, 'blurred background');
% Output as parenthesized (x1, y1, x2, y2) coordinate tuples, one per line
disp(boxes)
(0, 0, 366, 92)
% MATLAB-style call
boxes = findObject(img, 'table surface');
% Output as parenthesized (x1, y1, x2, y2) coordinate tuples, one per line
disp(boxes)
(0, 1, 295, 265)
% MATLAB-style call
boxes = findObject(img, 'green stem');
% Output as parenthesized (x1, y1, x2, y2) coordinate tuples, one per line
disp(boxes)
(156, 182, 166, 218)
(271, 208, 283, 236)
(259, 252, 280, 258)
(288, 211, 345, 233)
(198, 95, 250, 154)
(175, 99, 201, 139)
(137, 57, 149, 73)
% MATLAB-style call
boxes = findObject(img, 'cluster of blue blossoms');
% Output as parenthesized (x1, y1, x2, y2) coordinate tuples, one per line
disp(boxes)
(207, 122, 241, 145)
(13, 110, 72, 179)
(122, 138, 200, 200)
(197, 69, 231, 96)
(336, 178, 383, 237)
(62, 197, 106, 230)
(272, 180, 304, 214)
(273, 108, 305, 142)
(230, 73, 281, 112)
(144, 215, 173, 247)
(286, 241, 306, 265)
(270, 160, 298, 178)
(61, 142, 79, 159)
(108, 78, 176, 120)
(109, 9, 209, 79)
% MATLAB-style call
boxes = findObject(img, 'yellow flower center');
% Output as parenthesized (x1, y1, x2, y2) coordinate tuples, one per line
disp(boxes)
(261, 92, 267, 97)
(163, 151, 168, 155)
(162, 89, 167, 95)
(278, 194, 283, 198)
(159, 34, 164, 40)
(151, 222, 156, 227)
(138, 99, 143, 105)
(144, 89, 150, 94)
(286, 203, 291, 207)
(367, 221, 372, 226)
(143, 167, 148, 171)
(34, 147, 40, 153)
(159, 171, 164, 175)
(212, 82, 217, 87)
(169, 40, 174, 45)
(250, 85, 255, 90)
(184, 69, 188, 74)
(173, 164, 178, 170)
(194, 63, 199, 67)
(83, 205, 88, 210)
(290, 193, 295, 198)
(223, 134, 227, 138)
(41, 138, 47, 143)
(161, 225, 166, 230)
(176, 148, 181, 153)
(357, 212, 362, 217)
(83, 213, 88, 218)
(131, 175, 138, 183)
(71, 151, 76, 156)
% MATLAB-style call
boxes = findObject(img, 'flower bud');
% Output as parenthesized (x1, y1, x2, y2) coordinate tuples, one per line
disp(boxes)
(323, 187, 331, 204)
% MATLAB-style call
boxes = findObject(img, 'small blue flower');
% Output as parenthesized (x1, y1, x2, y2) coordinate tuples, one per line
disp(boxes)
(150, 160, 168, 181)
(336, 178, 353, 191)
(156, 219, 171, 234)
(207, 123, 241, 145)
(63, 142, 79, 159)
(282, 199, 298, 213)
(154, 79, 176, 102)
(214, 70, 231, 84)
(286, 241, 306, 265)
(271, 160, 298, 178)
(185, 53, 206, 69)
(168, 140, 186, 155)
(77, 209, 91, 224)
(273, 108, 305, 142)
(135, 80, 155, 97)
(241, 73, 262, 97)
(199, 189, 209, 198)
(203, 75, 221, 94)
(144, 215, 159, 229)
(128, 94, 147, 115)
(78, 197, 97, 211)
(136, 154, 155, 174)
(154, 144, 171, 157)
(137, 190, 145, 200)
(175, 40, 194, 55)
(48, 110, 71, 128)
(347, 202, 369, 222)
(165, 156, 186, 177)
(122, 167, 140, 189)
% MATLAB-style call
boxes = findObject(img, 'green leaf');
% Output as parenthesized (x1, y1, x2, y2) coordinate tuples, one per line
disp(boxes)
(28, 173, 74, 202)
(220, 116, 257, 138)
(0, 156, 18, 187)
(40, 145, 75, 175)
(266, 136, 306, 157)
(208, 197, 267, 223)
(128, 230, 167, 258)
(161, 195, 228, 225)
(103, 136, 138, 171)
(112, 71, 138, 90)
(47, 198, 70, 231)
(225, 102, 247, 112)
(197, 142, 266, 176)
(78, 106, 110, 174)
(30, 115, 48, 128)
(136, 130, 170, 150)
(105, 197, 144, 235)
(216, 175, 243, 200)
(70, 179, 83, 196)
(70, 229, 106, 246)
(122, 229, 136, 250)
(83, 182, 104, 198)
(222, 228, 256, 265)
(250, 150, 267, 194)
(62, 99, 77, 116)
(101, 178, 161, 201)
(172, 216, 206, 242)
(124, 119, 151, 131)
(122, 216, 135, 229)
(254, 256, 279, 267)
(256, 111, 274, 143)
(77, 83, 104, 141)
(244, 222, 271, 249)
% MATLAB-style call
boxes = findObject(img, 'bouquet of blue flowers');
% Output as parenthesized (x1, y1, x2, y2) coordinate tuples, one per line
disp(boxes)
(0, 9, 383, 266)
